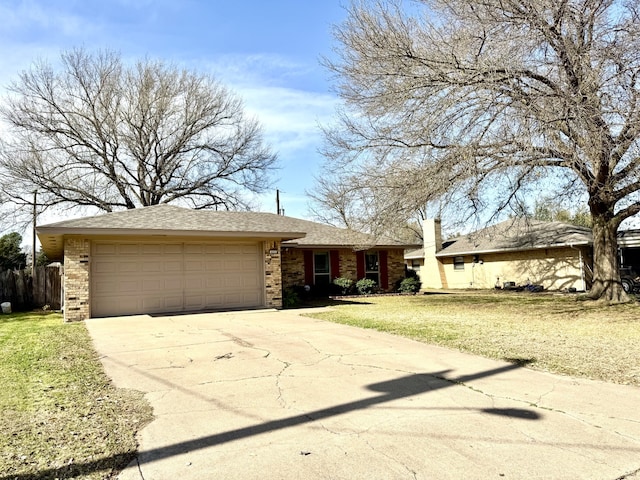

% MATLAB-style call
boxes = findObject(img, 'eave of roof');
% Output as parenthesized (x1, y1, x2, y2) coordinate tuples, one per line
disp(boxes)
(404, 248, 425, 259)
(435, 241, 591, 258)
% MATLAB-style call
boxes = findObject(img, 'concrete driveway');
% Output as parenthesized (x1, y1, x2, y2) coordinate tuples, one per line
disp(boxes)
(86, 308, 640, 480)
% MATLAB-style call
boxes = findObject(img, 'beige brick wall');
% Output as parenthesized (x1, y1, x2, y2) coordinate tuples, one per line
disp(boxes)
(440, 247, 590, 291)
(281, 248, 305, 290)
(387, 249, 406, 291)
(63, 237, 91, 322)
(339, 250, 357, 282)
(264, 241, 283, 308)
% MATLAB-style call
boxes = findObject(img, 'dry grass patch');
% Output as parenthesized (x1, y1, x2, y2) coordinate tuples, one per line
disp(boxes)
(308, 293, 640, 386)
(0, 312, 153, 479)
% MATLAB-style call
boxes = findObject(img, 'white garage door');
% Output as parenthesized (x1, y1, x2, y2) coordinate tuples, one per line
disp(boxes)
(91, 241, 264, 317)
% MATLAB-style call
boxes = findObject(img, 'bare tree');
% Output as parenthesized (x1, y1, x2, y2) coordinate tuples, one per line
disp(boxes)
(0, 48, 277, 218)
(308, 158, 440, 242)
(322, 0, 640, 301)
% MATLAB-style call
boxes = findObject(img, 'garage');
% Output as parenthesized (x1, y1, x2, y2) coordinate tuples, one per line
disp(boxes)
(35, 204, 311, 321)
(91, 240, 264, 317)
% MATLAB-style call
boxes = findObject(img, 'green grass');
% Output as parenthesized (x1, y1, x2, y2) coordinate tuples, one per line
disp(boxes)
(307, 292, 640, 386)
(0, 311, 153, 480)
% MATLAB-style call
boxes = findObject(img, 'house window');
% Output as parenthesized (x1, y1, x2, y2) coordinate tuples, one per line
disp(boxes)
(453, 256, 465, 271)
(365, 252, 379, 285)
(411, 260, 421, 273)
(314, 252, 331, 286)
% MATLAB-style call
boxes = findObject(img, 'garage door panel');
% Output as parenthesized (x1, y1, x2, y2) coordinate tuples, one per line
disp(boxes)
(161, 244, 181, 254)
(94, 243, 117, 255)
(92, 241, 264, 317)
(117, 262, 141, 273)
(242, 291, 262, 304)
(225, 276, 243, 288)
(142, 263, 164, 273)
(204, 260, 223, 270)
(184, 277, 204, 289)
(224, 259, 243, 270)
(243, 259, 259, 269)
(242, 276, 260, 288)
(205, 277, 224, 288)
(93, 261, 117, 274)
(165, 261, 182, 272)
(184, 260, 204, 272)
(118, 244, 141, 255)
(142, 244, 162, 254)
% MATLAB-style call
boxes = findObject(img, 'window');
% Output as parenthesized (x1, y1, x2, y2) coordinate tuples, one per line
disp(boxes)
(365, 252, 379, 285)
(453, 256, 465, 271)
(314, 252, 331, 286)
(411, 260, 421, 273)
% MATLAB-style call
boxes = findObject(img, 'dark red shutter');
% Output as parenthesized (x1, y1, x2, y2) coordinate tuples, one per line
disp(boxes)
(304, 250, 314, 285)
(356, 251, 365, 279)
(330, 250, 340, 280)
(379, 250, 389, 290)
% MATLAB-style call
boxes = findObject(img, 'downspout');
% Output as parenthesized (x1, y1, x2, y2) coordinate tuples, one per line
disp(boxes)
(570, 244, 586, 292)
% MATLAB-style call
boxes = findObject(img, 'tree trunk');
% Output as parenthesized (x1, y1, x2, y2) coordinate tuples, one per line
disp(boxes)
(587, 215, 629, 302)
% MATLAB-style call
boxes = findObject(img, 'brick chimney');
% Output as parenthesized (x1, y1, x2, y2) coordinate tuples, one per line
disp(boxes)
(423, 219, 443, 289)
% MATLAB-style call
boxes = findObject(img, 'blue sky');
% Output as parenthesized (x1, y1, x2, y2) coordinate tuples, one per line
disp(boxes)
(0, 0, 350, 220)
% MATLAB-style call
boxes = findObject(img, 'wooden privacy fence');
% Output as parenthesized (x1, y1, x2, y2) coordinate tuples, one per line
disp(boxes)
(0, 265, 63, 311)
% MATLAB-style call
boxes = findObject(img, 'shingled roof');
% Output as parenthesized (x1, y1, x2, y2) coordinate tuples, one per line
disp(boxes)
(436, 218, 593, 257)
(37, 204, 413, 259)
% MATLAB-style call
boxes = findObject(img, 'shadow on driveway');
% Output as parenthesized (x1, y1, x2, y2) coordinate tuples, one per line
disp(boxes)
(1, 362, 538, 480)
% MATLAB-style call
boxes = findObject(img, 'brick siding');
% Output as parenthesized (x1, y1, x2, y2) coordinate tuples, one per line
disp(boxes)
(282, 247, 407, 292)
(264, 241, 283, 308)
(63, 237, 90, 322)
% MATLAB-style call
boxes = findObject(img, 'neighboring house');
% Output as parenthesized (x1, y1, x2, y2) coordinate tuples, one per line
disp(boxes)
(404, 248, 424, 277)
(410, 218, 593, 292)
(36, 204, 414, 321)
(619, 229, 640, 269)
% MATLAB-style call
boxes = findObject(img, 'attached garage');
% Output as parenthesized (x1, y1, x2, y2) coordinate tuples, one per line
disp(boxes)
(91, 241, 264, 317)
(36, 205, 307, 321)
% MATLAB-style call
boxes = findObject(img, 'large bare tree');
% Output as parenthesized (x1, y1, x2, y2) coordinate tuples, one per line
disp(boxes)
(322, 0, 640, 301)
(0, 48, 277, 218)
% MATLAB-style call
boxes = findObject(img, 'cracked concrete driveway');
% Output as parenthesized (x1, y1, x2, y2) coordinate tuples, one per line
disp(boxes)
(86, 308, 640, 480)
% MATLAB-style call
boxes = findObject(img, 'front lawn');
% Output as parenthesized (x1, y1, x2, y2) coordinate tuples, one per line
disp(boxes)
(307, 292, 640, 386)
(0, 311, 153, 479)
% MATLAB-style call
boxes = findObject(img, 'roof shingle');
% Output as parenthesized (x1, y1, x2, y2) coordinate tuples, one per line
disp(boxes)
(436, 218, 593, 257)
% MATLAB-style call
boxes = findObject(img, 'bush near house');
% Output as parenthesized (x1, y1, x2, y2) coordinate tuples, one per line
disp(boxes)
(332, 277, 354, 295)
(398, 277, 421, 294)
(355, 278, 377, 295)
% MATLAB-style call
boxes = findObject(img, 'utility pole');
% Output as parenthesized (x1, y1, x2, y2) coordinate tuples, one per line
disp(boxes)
(276, 189, 285, 216)
(32, 190, 37, 277)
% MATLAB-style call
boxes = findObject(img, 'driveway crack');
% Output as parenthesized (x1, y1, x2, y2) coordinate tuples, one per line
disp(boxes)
(276, 361, 292, 408)
(614, 466, 640, 479)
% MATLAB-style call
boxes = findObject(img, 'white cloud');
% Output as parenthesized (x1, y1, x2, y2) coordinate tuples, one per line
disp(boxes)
(0, 1, 93, 37)
(241, 86, 336, 155)
(198, 54, 338, 157)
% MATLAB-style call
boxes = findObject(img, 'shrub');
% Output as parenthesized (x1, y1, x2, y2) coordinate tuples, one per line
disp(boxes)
(398, 277, 421, 294)
(355, 278, 377, 295)
(332, 277, 353, 295)
(282, 288, 300, 308)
